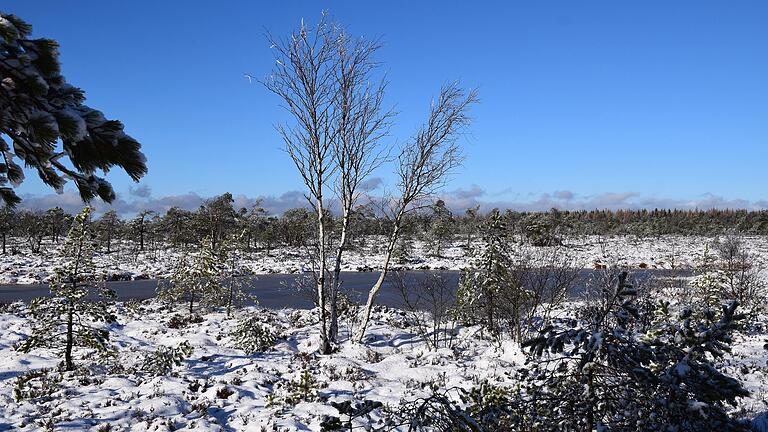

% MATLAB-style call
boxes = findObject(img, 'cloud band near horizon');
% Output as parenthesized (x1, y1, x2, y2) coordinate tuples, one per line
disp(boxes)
(13, 185, 768, 216)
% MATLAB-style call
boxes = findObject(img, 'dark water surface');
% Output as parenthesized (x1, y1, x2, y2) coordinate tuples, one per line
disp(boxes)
(0, 270, 688, 309)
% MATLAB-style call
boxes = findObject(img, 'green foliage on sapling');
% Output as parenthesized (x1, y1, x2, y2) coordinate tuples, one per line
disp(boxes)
(16, 207, 116, 371)
(157, 236, 221, 316)
(454, 209, 526, 338)
(217, 230, 255, 316)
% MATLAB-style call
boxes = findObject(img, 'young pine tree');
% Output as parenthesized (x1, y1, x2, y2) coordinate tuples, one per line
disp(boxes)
(426, 200, 453, 257)
(218, 230, 254, 317)
(157, 237, 221, 317)
(17, 207, 116, 371)
(454, 209, 522, 338)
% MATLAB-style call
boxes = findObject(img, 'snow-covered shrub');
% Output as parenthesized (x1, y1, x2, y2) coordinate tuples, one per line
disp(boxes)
(522, 210, 562, 247)
(12, 369, 62, 402)
(684, 235, 767, 319)
(0, 300, 23, 314)
(384, 387, 479, 430)
(325, 364, 372, 383)
(386, 380, 517, 430)
(216, 386, 234, 399)
(712, 233, 767, 311)
(284, 369, 321, 404)
(398, 271, 752, 431)
(393, 231, 415, 264)
(140, 341, 193, 376)
(267, 360, 323, 408)
(453, 209, 525, 337)
(122, 299, 147, 319)
(230, 314, 277, 354)
(517, 271, 751, 431)
(454, 209, 577, 341)
(464, 379, 515, 428)
(690, 271, 730, 309)
(166, 313, 204, 329)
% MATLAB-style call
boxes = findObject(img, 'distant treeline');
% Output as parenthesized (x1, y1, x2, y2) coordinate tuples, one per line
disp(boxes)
(1, 193, 767, 254)
(517, 207, 768, 237)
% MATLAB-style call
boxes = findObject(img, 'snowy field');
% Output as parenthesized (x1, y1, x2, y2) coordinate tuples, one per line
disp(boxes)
(2, 234, 768, 430)
(0, 301, 521, 431)
(3, 234, 768, 285)
(0, 297, 767, 431)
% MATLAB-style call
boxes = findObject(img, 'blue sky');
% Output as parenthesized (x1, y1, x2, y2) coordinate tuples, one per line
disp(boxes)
(5, 1, 768, 213)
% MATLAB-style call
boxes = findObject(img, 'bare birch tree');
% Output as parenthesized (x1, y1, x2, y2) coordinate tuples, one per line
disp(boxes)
(355, 83, 478, 342)
(328, 32, 392, 340)
(263, 15, 477, 347)
(264, 14, 339, 354)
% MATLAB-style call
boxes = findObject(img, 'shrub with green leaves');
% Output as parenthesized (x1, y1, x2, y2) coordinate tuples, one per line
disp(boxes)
(140, 341, 193, 376)
(230, 314, 277, 354)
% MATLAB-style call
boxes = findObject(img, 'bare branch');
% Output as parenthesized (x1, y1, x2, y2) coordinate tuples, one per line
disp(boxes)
(397, 83, 478, 214)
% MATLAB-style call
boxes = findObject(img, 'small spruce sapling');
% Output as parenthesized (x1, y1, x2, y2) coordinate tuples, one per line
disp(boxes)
(17, 207, 116, 371)
(454, 209, 524, 339)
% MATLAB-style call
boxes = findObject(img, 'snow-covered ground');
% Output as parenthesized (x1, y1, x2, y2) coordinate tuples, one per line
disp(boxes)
(0, 298, 766, 431)
(2, 233, 768, 430)
(0, 301, 525, 431)
(3, 235, 768, 285)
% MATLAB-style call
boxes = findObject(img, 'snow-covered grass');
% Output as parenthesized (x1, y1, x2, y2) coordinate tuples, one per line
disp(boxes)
(3, 234, 768, 284)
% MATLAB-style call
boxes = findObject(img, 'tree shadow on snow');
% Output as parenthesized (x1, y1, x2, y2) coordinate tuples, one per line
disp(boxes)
(366, 331, 422, 348)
